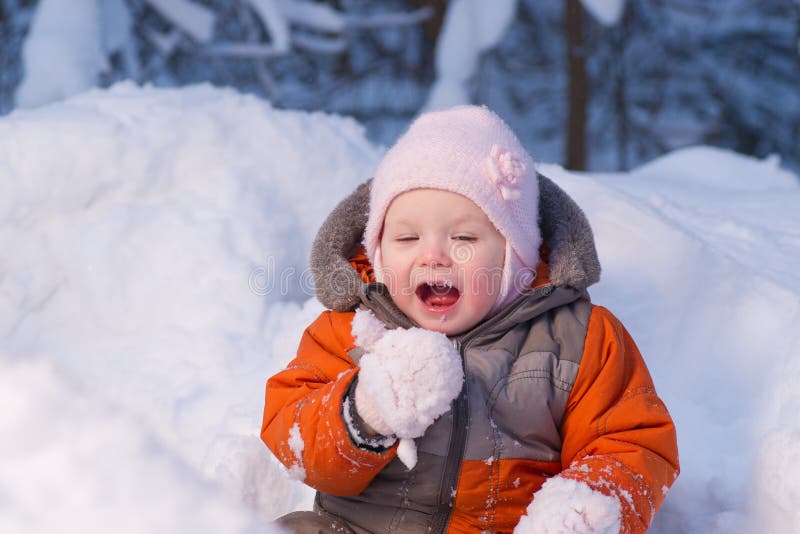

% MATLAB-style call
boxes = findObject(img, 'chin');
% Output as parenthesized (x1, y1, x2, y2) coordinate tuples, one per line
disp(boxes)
(413, 310, 477, 337)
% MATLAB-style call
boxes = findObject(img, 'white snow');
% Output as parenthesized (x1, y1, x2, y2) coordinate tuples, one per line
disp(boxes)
(144, 0, 216, 43)
(275, 0, 432, 34)
(424, 0, 518, 110)
(515, 477, 621, 533)
(99, 0, 134, 57)
(351, 306, 388, 351)
(352, 309, 465, 469)
(1, 83, 799, 533)
(0, 359, 266, 534)
(0, 83, 380, 532)
(286, 423, 306, 481)
(579, 0, 626, 26)
(247, 0, 291, 54)
(15, 0, 107, 109)
(276, 0, 345, 33)
(397, 438, 420, 470)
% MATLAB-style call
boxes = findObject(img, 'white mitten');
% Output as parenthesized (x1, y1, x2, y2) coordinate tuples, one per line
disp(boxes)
(351, 309, 464, 469)
(353, 376, 394, 436)
(514, 477, 621, 534)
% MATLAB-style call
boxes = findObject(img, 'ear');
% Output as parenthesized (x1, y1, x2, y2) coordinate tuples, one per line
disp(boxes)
(351, 308, 387, 352)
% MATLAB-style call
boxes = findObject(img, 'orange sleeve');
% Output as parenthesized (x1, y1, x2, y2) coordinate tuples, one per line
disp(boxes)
(260, 311, 397, 495)
(559, 306, 680, 533)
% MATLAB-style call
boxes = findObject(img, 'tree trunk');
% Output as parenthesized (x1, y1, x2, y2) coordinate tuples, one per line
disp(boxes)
(411, 0, 447, 44)
(795, 3, 800, 68)
(614, 5, 631, 171)
(565, 0, 588, 170)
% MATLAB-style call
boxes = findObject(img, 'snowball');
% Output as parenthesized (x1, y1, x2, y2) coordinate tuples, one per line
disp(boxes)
(360, 327, 463, 438)
(356, 318, 464, 469)
(515, 477, 621, 534)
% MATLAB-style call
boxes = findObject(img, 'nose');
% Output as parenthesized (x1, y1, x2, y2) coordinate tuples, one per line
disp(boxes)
(418, 238, 452, 268)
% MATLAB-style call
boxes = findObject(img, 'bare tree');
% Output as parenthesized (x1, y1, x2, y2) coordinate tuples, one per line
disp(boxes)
(795, 1, 800, 67)
(565, 0, 587, 170)
(612, 4, 631, 170)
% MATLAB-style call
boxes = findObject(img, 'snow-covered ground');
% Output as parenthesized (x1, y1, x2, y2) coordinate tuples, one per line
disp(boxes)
(1, 84, 798, 533)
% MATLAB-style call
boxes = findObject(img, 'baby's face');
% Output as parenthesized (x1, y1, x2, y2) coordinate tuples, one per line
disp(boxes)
(378, 189, 505, 335)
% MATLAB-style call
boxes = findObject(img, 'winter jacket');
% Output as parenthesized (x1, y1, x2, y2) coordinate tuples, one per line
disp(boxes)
(261, 176, 679, 533)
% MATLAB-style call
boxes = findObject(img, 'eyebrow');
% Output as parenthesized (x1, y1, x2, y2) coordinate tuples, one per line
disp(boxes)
(387, 214, 486, 227)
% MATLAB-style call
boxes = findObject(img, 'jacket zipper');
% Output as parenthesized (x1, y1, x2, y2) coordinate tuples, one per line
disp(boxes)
(428, 285, 555, 533)
(429, 338, 468, 534)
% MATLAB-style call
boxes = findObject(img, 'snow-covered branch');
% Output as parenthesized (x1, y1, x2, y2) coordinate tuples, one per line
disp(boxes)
(274, 0, 433, 34)
(143, 0, 215, 43)
(144, 27, 182, 56)
(12, 0, 434, 110)
(202, 42, 284, 59)
(344, 6, 435, 30)
(424, 0, 518, 111)
(580, 0, 626, 26)
(247, 0, 290, 54)
(276, 0, 344, 33)
(211, 1, 433, 58)
(291, 34, 348, 55)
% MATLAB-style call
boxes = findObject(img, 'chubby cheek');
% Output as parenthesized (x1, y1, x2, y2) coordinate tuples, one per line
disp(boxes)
(383, 273, 412, 304)
(377, 254, 414, 305)
(462, 254, 503, 293)
(464, 271, 501, 315)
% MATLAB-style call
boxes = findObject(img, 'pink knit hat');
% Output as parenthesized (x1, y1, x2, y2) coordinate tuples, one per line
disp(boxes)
(364, 105, 541, 313)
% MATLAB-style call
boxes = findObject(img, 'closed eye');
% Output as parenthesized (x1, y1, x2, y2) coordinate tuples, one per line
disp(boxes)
(396, 236, 419, 242)
(453, 235, 477, 242)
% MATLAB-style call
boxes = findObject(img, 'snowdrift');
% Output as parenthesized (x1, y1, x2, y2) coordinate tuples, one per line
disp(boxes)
(1, 84, 797, 533)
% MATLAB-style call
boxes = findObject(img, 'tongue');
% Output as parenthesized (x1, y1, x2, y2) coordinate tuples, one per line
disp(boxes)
(422, 285, 459, 307)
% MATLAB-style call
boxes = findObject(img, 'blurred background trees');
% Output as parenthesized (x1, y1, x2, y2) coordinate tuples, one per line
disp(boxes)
(1, 0, 798, 173)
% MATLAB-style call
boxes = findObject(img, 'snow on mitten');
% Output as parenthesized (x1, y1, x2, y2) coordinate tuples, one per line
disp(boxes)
(351, 307, 386, 353)
(351, 309, 394, 436)
(513, 477, 621, 534)
(351, 309, 464, 469)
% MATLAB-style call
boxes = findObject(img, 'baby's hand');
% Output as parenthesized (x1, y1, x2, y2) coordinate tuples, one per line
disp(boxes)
(514, 477, 621, 534)
(359, 326, 463, 437)
(351, 309, 464, 469)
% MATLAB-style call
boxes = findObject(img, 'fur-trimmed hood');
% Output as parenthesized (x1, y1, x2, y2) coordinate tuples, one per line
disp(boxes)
(310, 174, 601, 312)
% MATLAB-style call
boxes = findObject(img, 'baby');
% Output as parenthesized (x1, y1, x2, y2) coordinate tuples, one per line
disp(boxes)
(262, 106, 679, 533)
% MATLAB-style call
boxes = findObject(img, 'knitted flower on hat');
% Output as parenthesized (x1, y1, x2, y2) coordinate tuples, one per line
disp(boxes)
(364, 105, 541, 311)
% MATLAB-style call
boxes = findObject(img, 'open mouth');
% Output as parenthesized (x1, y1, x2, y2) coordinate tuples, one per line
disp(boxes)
(415, 281, 461, 312)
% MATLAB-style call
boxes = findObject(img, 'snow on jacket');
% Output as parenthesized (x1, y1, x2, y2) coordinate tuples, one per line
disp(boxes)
(261, 176, 680, 533)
